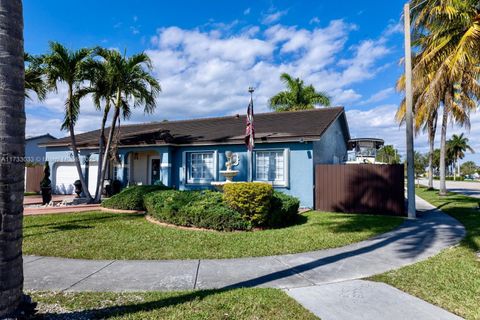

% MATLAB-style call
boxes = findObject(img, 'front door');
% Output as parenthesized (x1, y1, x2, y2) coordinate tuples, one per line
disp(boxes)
(150, 158, 161, 185)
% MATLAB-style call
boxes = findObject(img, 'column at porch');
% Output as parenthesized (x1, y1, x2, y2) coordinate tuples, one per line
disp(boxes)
(116, 151, 130, 187)
(159, 147, 172, 187)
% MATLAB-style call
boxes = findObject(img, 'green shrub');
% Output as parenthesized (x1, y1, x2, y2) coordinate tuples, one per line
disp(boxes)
(101, 185, 170, 211)
(268, 191, 300, 227)
(223, 182, 273, 227)
(145, 190, 249, 231)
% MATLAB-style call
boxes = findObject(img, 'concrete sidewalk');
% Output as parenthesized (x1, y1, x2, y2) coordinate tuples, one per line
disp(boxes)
(24, 196, 465, 292)
(286, 280, 462, 320)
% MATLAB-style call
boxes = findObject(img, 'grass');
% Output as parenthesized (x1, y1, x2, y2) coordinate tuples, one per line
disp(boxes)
(23, 210, 403, 260)
(24, 192, 38, 196)
(30, 288, 318, 319)
(372, 188, 480, 320)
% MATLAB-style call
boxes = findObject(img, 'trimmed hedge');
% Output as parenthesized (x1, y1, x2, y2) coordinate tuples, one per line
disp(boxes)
(268, 191, 300, 227)
(223, 182, 273, 227)
(144, 190, 250, 231)
(102, 183, 301, 231)
(101, 185, 170, 211)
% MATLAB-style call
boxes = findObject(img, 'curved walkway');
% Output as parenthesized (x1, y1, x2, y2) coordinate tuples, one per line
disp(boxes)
(23, 196, 465, 292)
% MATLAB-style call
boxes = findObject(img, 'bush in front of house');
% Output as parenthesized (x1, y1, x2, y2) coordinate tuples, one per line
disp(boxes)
(144, 190, 250, 231)
(268, 191, 301, 227)
(101, 185, 170, 211)
(223, 182, 273, 227)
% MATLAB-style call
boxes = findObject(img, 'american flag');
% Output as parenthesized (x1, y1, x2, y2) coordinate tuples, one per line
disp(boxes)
(244, 95, 255, 151)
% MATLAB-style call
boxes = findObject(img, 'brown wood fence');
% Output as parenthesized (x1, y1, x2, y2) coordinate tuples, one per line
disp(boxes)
(25, 165, 44, 193)
(315, 164, 405, 216)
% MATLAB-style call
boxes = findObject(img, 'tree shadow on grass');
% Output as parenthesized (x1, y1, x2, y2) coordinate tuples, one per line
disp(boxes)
(37, 289, 230, 319)
(23, 215, 128, 239)
(24, 214, 127, 230)
(326, 213, 404, 235)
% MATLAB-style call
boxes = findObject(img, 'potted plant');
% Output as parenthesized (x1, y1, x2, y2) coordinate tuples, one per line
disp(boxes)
(40, 161, 52, 205)
(73, 180, 83, 198)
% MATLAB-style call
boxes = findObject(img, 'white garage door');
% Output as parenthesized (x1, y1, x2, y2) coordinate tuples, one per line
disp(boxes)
(54, 163, 79, 194)
(88, 162, 98, 196)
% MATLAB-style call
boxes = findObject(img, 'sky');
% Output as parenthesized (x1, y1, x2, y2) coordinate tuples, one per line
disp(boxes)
(23, 0, 480, 164)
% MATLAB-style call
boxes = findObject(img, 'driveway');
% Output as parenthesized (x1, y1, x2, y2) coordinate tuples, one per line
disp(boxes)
(418, 178, 480, 198)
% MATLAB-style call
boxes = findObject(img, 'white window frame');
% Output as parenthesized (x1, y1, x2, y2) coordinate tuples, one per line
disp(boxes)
(183, 150, 218, 185)
(254, 148, 289, 187)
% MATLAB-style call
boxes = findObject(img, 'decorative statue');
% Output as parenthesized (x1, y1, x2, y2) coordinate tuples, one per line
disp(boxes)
(225, 151, 239, 171)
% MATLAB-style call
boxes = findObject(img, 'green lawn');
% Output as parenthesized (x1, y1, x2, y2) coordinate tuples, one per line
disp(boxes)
(372, 188, 480, 320)
(23, 210, 403, 260)
(30, 288, 318, 320)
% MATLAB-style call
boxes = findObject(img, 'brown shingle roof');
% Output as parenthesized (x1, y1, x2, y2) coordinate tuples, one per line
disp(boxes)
(43, 107, 348, 148)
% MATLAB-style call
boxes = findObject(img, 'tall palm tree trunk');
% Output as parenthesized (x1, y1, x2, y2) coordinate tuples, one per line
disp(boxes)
(0, 0, 25, 316)
(96, 92, 121, 202)
(427, 116, 436, 189)
(67, 87, 92, 201)
(439, 106, 448, 195)
(94, 104, 109, 202)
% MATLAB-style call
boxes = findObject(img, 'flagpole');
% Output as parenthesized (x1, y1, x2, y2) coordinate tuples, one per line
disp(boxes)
(248, 87, 254, 182)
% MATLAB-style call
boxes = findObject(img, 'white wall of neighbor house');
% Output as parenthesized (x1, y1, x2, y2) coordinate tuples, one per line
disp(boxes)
(131, 151, 159, 185)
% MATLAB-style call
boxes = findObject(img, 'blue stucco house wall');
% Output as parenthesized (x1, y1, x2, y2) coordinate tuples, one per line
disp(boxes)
(26, 134, 56, 164)
(44, 108, 351, 208)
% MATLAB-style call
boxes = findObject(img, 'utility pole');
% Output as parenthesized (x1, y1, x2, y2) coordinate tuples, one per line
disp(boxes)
(404, 2, 416, 219)
(248, 87, 255, 182)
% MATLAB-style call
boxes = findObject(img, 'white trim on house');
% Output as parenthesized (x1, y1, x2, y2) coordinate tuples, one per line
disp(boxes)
(182, 150, 218, 185)
(253, 148, 290, 187)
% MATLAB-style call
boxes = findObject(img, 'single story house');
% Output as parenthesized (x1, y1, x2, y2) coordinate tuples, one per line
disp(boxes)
(26, 133, 56, 164)
(42, 107, 351, 207)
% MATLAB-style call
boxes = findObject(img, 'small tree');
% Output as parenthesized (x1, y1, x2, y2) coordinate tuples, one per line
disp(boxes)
(376, 145, 400, 164)
(414, 152, 428, 186)
(460, 161, 477, 177)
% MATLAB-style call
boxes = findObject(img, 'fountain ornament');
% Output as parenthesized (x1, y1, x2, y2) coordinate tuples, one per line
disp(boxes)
(211, 151, 240, 190)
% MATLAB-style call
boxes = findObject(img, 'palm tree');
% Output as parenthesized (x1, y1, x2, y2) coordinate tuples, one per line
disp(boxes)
(376, 145, 400, 164)
(447, 133, 475, 179)
(0, 0, 25, 316)
(94, 49, 160, 202)
(24, 53, 46, 101)
(269, 73, 330, 111)
(76, 53, 115, 202)
(396, 56, 439, 189)
(405, 0, 480, 195)
(43, 42, 93, 201)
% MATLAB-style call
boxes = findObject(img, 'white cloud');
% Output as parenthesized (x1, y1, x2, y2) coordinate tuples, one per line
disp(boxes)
(243, 8, 251, 15)
(359, 87, 395, 105)
(309, 17, 320, 25)
(383, 21, 403, 37)
(333, 89, 362, 105)
(28, 18, 425, 154)
(130, 26, 140, 35)
(261, 10, 288, 25)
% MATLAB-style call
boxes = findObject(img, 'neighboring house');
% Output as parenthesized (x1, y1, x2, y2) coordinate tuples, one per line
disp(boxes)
(26, 134, 56, 164)
(41, 107, 350, 207)
(346, 138, 385, 164)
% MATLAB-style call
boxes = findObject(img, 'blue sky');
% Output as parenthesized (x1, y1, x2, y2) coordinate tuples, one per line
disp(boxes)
(24, 0, 479, 163)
